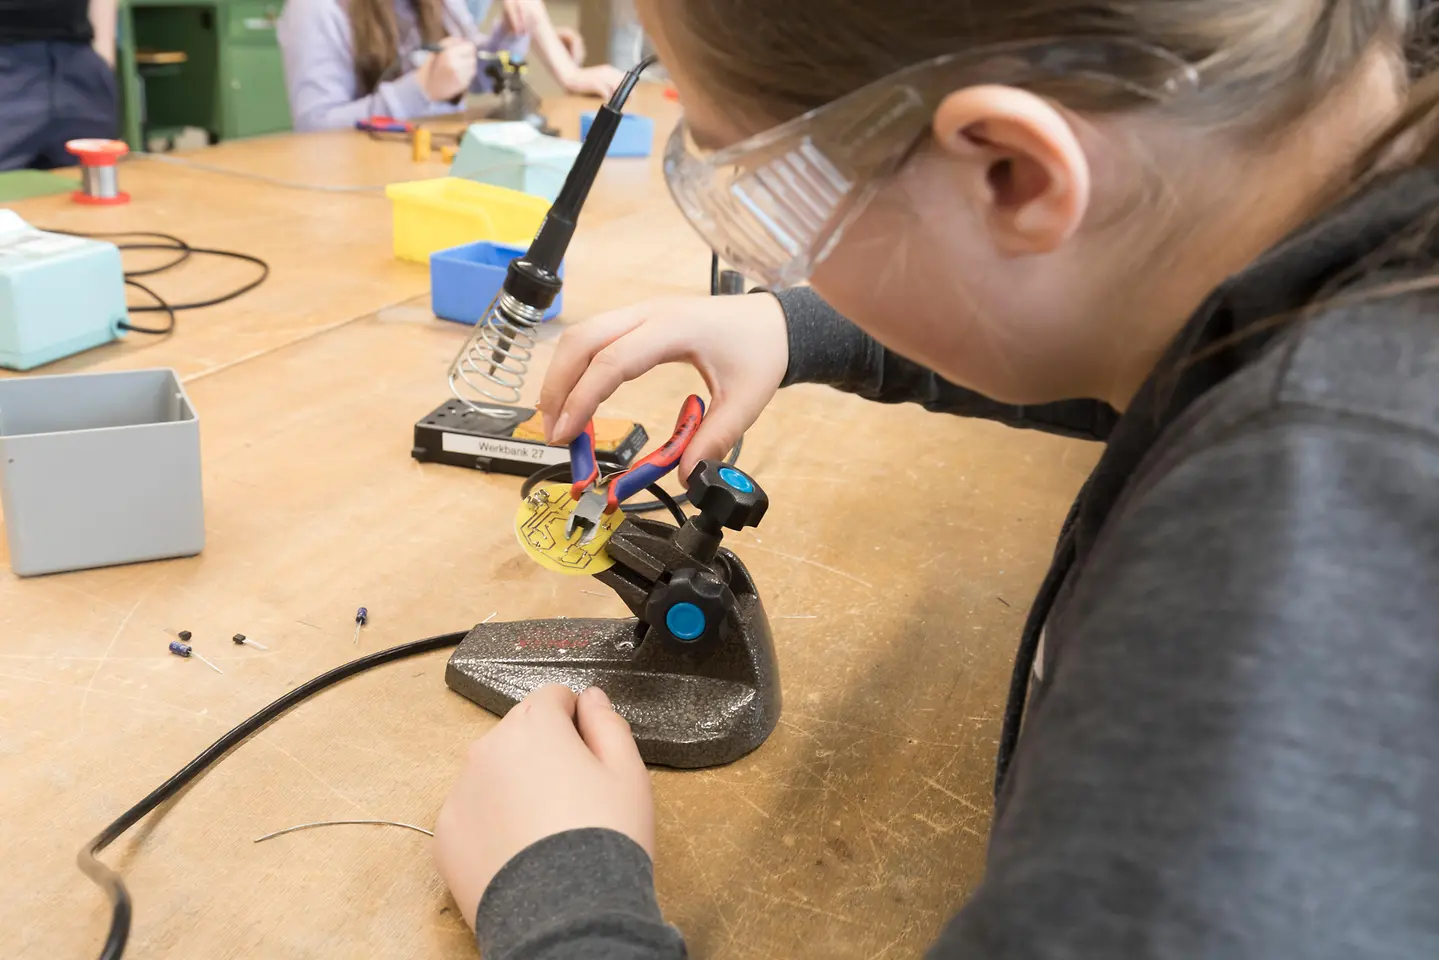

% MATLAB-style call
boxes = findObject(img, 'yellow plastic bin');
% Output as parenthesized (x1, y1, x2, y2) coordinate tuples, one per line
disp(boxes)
(385, 178, 550, 264)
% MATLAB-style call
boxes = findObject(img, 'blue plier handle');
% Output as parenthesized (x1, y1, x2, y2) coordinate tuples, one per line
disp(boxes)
(569, 420, 600, 501)
(565, 395, 706, 543)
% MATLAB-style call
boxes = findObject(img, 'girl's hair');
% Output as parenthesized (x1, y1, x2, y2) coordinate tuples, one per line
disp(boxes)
(351, 0, 449, 95)
(667, 1, 1427, 163)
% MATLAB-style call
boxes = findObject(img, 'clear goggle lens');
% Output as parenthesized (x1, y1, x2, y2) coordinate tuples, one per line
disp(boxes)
(663, 38, 1199, 290)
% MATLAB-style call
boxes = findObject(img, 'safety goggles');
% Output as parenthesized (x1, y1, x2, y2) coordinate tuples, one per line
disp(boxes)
(664, 38, 1199, 290)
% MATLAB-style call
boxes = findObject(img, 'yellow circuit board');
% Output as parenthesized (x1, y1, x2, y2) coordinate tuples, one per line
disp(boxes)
(513, 483, 624, 576)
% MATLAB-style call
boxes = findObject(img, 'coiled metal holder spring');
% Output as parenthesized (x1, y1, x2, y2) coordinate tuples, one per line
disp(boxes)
(448, 291, 548, 409)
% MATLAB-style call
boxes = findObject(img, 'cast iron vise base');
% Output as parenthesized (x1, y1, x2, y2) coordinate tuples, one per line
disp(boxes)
(446, 463, 781, 768)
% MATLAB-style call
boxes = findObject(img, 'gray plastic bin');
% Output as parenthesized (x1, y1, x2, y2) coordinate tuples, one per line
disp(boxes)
(0, 368, 204, 576)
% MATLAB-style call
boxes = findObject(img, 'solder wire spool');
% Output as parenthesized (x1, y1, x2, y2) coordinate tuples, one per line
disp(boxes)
(66, 139, 132, 206)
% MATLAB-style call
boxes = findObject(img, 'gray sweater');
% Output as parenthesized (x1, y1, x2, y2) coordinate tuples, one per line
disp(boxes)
(476, 168, 1439, 959)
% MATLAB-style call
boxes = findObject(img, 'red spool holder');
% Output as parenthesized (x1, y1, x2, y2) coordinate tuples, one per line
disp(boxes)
(65, 138, 131, 206)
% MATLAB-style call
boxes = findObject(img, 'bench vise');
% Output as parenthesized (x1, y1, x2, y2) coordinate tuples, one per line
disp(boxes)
(445, 461, 780, 768)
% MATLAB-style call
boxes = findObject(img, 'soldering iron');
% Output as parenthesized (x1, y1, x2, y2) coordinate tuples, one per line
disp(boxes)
(477, 55, 658, 373)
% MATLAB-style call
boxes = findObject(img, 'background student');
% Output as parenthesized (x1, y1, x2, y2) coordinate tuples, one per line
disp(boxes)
(278, 0, 625, 133)
(0, 0, 118, 170)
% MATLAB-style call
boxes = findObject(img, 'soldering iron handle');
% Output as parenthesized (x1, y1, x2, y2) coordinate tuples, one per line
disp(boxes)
(516, 56, 655, 287)
(606, 395, 705, 510)
(526, 104, 624, 272)
(569, 421, 600, 499)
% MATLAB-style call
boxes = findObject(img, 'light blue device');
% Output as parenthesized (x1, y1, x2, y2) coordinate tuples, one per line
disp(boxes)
(448, 122, 582, 203)
(0, 212, 127, 371)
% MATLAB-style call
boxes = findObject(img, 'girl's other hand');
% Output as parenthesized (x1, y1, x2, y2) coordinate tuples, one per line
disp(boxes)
(561, 63, 626, 99)
(540, 294, 790, 479)
(500, 0, 539, 34)
(434, 685, 653, 929)
(417, 37, 479, 102)
(556, 26, 587, 65)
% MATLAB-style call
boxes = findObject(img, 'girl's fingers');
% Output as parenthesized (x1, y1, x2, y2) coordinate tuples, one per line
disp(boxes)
(552, 320, 698, 443)
(576, 687, 642, 771)
(511, 683, 579, 726)
(541, 308, 650, 436)
(680, 398, 758, 479)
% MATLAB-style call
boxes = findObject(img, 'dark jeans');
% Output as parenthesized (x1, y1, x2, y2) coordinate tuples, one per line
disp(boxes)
(0, 41, 118, 170)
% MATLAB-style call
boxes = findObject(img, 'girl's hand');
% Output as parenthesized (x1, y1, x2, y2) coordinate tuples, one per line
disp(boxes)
(561, 63, 627, 99)
(434, 685, 653, 930)
(500, 0, 539, 34)
(417, 37, 479, 102)
(556, 26, 587, 65)
(540, 294, 790, 480)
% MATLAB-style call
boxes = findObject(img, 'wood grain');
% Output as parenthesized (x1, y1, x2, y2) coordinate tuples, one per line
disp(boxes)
(0, 90, 1099, 958)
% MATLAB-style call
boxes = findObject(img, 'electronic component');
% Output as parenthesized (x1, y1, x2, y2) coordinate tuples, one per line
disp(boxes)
(232, 634, 267, 650)
(353, 607, 368, 646)
(168, 640, 222, 674)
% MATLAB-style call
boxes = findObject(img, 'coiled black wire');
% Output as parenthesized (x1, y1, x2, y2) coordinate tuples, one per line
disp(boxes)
(37, 228, 270, 337)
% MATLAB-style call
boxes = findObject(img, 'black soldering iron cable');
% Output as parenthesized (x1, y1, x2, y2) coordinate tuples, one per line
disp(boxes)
(609, 54, 659, 110)
(79, 630, 469, 960)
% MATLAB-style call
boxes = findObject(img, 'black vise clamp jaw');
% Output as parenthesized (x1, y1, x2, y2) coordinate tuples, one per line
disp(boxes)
(445, 461, 781, 769)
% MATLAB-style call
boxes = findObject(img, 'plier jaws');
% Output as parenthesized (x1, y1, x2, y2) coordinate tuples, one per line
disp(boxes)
(564, 488, 611, 545)
(564, 394, 706, 545)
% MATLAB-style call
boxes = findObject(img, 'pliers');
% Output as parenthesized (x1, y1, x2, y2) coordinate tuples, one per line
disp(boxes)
(565, 394, 706, 545)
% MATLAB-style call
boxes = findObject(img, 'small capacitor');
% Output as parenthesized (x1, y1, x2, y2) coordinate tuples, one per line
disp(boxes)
(169, 640, 223, 675)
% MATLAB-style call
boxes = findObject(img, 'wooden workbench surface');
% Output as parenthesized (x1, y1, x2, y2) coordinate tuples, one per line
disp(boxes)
(0, 91, 1099, 959)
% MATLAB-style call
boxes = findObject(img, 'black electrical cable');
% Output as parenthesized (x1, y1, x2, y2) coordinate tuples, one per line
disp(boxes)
(608, 54, 659, 110)
(35, 228, 271, 336)
(44, 229, 196, 276)
(119, 279, 176, 335)
(115, 244, 269, 312)
(80, 630, 470, 960)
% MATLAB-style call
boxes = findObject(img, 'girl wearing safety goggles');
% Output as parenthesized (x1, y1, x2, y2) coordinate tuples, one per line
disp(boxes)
(436, 2, 1439, 957)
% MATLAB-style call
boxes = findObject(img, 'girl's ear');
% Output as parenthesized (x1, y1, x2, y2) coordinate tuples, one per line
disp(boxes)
(931, 85, 1091, 257)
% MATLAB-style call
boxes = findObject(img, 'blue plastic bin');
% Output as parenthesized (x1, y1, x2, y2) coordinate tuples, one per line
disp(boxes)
(430, 241, 564, 325)
(580, 111, 655, 158)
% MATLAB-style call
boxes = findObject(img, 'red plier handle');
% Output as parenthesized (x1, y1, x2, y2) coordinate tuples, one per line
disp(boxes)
(603, 394, 705, 512)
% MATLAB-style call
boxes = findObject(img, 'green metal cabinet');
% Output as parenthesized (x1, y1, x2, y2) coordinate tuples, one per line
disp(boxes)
(118, 0, 292, 150)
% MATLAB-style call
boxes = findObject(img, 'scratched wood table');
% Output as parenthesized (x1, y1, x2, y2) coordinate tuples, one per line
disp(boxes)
(0, 90, 1100, 959)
